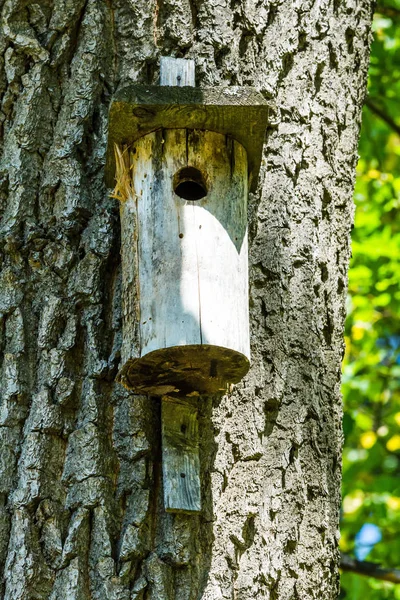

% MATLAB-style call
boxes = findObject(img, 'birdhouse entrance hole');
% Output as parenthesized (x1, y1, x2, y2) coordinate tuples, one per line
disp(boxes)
(173, 166, 207, 201)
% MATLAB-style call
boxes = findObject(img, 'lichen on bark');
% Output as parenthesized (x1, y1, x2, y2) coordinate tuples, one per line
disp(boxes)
(0, 0, 374, 598)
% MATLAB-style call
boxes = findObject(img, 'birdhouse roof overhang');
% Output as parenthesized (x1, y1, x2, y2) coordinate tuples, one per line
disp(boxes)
(105, 85, 270, 193)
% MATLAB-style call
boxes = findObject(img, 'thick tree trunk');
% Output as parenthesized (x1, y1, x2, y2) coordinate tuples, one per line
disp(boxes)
(0, 1, 373, 599)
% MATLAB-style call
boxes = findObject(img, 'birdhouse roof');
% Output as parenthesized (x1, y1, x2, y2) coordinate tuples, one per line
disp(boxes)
(105, 85, 271, 193)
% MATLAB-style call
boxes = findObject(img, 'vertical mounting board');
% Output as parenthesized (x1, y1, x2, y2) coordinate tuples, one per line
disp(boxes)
(161, 397, 201, 514)
(160, 57, 195, 86)
(159, 58, 200, 515)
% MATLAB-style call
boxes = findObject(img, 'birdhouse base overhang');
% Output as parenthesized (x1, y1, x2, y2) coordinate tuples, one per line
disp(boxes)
(117, 344, 250, 397)
(105, 85, 270, 193)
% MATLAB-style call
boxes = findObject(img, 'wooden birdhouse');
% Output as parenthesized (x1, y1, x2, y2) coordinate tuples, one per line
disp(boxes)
(106, 58, 269, 398)
(106, 58, 269, 514)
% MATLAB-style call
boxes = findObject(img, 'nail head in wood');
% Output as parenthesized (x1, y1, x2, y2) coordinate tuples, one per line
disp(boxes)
(160, 57, 195, 87)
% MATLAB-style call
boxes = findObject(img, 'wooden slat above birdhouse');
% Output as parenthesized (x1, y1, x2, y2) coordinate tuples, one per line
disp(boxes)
(105, 85, 270, 192)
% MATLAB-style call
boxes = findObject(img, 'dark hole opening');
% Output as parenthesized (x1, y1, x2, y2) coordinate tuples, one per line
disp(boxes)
(210, 359, 218, 377)
(173, 167, 207, 201)
(180, 473, 186, 478)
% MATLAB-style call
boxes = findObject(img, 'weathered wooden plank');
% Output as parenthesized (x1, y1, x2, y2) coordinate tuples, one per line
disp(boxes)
(105, 85, 270, 191)
(119, 191, 141, 367)
(186, 131, 249, 358)
(160, 57, 195, 86)
(161, 397, 201, 514)
(135, 129, 202, 357)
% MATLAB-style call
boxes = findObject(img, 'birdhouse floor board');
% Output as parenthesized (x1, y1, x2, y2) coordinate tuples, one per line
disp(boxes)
(161, 397, 201, 514)
(117, 344, 249, 396)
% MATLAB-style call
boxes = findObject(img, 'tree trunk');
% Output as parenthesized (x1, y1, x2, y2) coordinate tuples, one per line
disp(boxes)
(0, 1, 373, 599)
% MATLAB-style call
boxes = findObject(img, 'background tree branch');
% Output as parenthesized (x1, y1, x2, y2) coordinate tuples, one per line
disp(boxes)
(375, 4, 400, 18)
(365, 97, 400, 137)
(341, 553, 400, 584)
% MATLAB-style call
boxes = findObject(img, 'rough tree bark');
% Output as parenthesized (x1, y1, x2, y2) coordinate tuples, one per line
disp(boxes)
(0, 1, 373, 599)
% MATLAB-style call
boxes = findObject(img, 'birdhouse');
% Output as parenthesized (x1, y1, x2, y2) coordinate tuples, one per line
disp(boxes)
(106, 58, 269, 398)
(106, 58, 269, 514)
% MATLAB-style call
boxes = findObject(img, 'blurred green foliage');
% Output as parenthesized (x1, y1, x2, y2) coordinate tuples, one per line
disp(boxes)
(340, 1, 400, 597)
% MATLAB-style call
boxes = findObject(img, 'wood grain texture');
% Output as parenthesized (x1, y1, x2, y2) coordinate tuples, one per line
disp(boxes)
(117, 128, 250, 396)
(161, 397, 201, 513)
(119, 344, 249, 396)
(119, 188, 141, 366)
